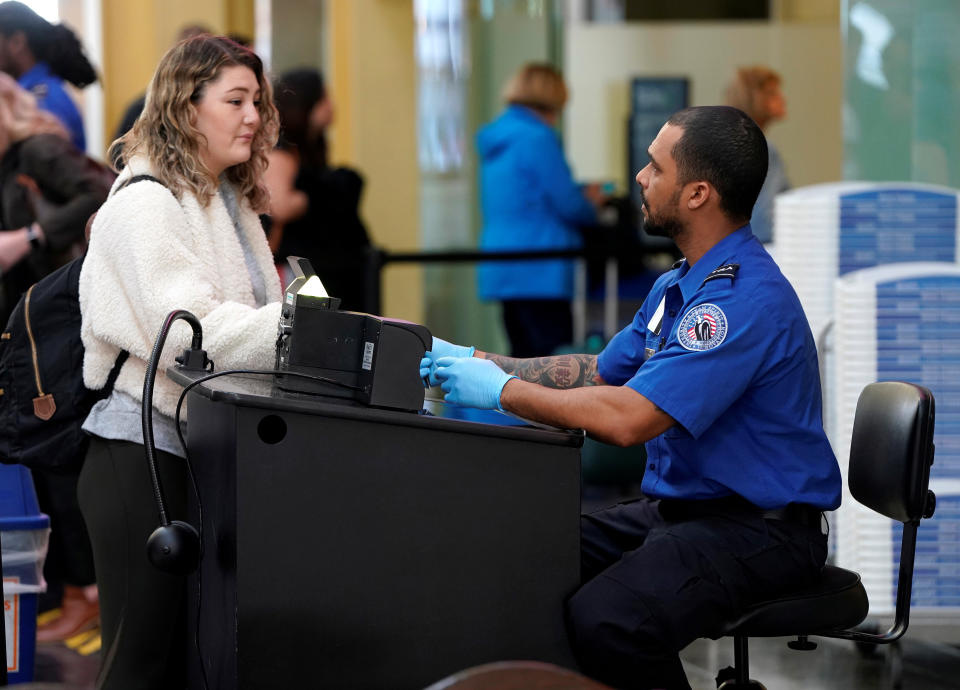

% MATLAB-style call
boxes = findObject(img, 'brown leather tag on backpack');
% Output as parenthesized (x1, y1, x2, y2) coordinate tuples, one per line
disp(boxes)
(33, 394, 56, 420)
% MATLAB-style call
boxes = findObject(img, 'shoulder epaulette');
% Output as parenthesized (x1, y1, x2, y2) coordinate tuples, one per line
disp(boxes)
(700, 262, 739, 287)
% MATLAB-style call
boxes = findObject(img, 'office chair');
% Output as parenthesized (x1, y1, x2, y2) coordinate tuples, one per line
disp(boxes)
(714, 381, 937, 689)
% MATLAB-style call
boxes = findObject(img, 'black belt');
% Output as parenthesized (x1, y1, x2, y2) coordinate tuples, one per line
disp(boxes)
(658, 495, 823, 529)
(761, 503, 824, 530)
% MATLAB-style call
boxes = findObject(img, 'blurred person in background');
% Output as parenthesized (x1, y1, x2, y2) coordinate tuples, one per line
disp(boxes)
(0, 72, 112, 643)
(724, 65, 790, 244)
(476, 63, 603, 358)
(0, 1, 97, 150)
(265, 67, 371, 310)
(0, 72, 110, 335)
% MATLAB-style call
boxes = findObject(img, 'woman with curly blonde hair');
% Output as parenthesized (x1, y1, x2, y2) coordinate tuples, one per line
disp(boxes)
(77, 35, 282, 689)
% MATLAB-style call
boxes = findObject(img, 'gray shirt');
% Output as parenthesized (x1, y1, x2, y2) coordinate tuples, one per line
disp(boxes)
(750, 144, 790, 244)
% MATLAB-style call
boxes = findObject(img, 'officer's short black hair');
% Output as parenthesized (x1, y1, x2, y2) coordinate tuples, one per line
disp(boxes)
(666, 105, 768, 224)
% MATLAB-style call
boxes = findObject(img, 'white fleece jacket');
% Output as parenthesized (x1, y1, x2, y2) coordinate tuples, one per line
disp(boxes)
(79, 157, 282, 417)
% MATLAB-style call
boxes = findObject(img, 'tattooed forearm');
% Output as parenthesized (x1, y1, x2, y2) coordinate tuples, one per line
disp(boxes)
(481, 352, 602, 389)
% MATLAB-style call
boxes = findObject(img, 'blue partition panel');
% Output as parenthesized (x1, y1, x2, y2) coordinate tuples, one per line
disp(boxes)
(839, 189, 958, 276)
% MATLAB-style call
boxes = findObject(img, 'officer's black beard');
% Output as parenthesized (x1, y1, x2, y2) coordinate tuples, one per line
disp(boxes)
(642, 215, 684, 240)
(639, 188, 685, 240)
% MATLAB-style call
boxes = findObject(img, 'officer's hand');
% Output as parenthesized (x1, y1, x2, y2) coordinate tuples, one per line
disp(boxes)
(420, 336, 476, 387)
(433, 356, 516, 410)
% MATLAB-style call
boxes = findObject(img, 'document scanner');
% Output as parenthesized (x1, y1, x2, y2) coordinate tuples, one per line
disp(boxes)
(274, 257, 431, 412)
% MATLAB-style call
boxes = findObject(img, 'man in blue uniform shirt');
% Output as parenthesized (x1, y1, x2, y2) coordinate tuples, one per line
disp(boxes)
(420, 105, 841, 689)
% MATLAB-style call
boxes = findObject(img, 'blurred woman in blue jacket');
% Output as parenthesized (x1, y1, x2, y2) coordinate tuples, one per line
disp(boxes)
(477, 63, 599, 357)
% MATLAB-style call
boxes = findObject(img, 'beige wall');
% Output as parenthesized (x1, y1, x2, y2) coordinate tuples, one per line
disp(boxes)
(100, 0, 253, 155)
(563, 21, 843, 192)
(773, 0, 839, 22)
(327, 0, 421, 323)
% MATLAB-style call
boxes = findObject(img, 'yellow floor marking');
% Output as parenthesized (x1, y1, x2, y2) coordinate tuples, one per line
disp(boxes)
(78, 633, 102, 656)
(64, 629, 98, 650)
(36, 608, 62, 627)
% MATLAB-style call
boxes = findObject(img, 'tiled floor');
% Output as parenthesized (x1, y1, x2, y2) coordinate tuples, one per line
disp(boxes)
(14, 621, 960, 689)
(681, 635, 960, 689)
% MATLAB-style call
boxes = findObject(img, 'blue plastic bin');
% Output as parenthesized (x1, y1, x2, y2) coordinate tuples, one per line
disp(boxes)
(0, 464, 50, 684)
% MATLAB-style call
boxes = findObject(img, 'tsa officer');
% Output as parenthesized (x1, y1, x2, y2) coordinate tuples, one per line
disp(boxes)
(419, 105, 841, 690)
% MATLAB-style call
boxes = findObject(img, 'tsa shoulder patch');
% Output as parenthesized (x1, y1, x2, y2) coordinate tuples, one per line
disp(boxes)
(677, 303, 728, 351)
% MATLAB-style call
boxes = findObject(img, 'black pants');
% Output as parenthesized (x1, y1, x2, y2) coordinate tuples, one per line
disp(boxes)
(501, 299, 573, 358)
(77, 437, 188, 690)
(567, 497, 827, 690)
(32, 467, 97, 610)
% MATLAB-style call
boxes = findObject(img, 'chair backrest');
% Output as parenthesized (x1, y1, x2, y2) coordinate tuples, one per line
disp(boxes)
(849, 381, 935, 523)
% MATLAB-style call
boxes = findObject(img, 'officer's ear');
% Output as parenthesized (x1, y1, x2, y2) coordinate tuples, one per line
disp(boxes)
(685, 181, 711, 211)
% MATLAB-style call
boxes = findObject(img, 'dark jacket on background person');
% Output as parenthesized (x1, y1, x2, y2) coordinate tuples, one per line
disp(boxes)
(275, 162, 371, 311)
(0, 133, 112, 324)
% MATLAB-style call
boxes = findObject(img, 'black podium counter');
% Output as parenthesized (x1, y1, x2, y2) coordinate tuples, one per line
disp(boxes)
(168, 369, 584, 690)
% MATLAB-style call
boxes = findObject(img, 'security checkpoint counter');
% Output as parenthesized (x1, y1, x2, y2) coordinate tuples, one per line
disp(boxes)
(168, 368, 583, 690)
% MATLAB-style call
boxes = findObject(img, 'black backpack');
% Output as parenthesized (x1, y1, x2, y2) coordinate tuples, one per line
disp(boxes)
(0, 174, 159, 472)
(0, 258, 126, 472)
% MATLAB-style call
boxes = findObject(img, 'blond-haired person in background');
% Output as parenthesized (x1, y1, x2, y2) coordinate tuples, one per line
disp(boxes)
(0, 70, 101, 324)
(78, 35, 281, 689)
(0, 71, 112, 645)
(476, 63, 604, 358)
(724, 65, 790, 244)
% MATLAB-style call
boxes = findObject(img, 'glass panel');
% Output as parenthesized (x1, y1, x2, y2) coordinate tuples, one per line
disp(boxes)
(843, 0, 960, 188)
(414, 0, 563, 351)
(415, 0, 468, 174)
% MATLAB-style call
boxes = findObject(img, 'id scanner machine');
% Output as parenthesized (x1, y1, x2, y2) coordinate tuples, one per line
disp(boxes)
(274, 256, 432, 412)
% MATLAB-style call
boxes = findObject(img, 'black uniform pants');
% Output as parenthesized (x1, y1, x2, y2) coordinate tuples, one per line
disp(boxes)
(567, 497, 827, 690)
(77, 437, 188, 690)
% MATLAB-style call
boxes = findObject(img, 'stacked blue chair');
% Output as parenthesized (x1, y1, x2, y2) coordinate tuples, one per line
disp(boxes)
(833, 263, 960, 626)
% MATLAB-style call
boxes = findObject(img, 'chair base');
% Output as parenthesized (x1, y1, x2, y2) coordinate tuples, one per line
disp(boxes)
(715, 666, 766, 689)
(787, 636, 817, 651)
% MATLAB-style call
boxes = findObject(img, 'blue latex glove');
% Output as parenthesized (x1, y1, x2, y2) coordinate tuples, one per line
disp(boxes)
(433, 356, 517, 411)
(420, 336, 476, 387)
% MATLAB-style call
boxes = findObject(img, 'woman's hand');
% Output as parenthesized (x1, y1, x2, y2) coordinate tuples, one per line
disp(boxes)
(0, 227, 32, 272)
(581, 182, 610, 208)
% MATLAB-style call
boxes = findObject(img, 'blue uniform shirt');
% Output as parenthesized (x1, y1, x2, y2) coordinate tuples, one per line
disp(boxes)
(19, 62, 86, 151)
(598, 225, 841, 510)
